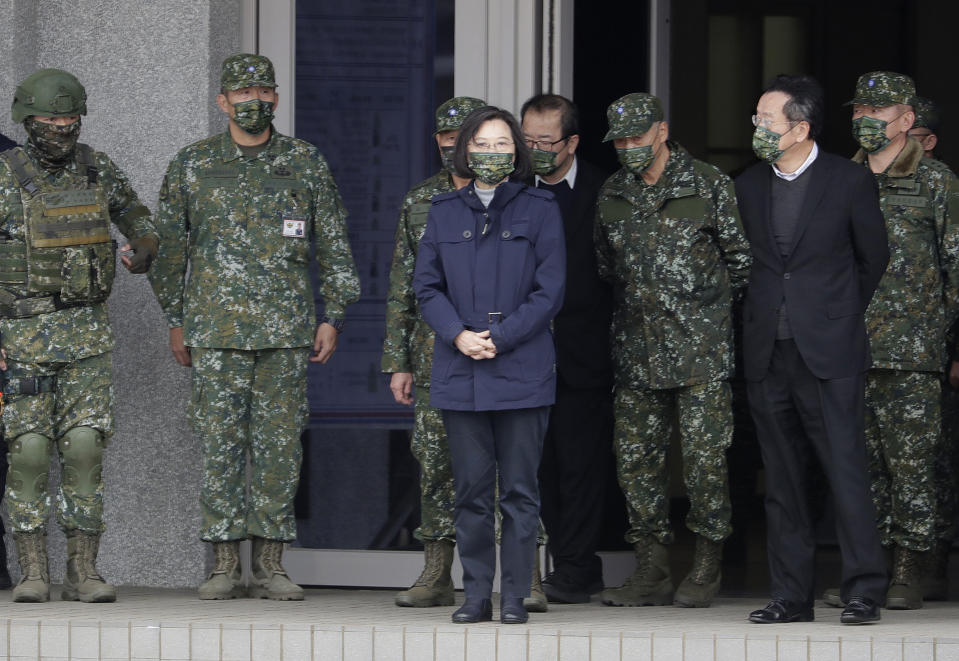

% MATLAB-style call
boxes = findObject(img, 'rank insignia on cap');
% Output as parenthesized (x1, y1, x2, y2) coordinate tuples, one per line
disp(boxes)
(449, 108, 457, 116)
(248, 65, 256, 72)
(617, 106, 625, 114)
(868, 79, 875, 87)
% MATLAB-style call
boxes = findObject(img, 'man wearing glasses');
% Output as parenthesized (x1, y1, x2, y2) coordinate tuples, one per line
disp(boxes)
(593, 93, 750, 609)
(520, 94, 613, 605)
(737, 74, 889, 624)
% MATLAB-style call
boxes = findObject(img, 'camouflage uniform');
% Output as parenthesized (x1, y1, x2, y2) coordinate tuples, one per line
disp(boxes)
(852, 135, 959, 553)
(0, 144, 156, 533)
(594, 138, 751, 545)
(149, 126, 360, 542)
(382, 169, 459, 542)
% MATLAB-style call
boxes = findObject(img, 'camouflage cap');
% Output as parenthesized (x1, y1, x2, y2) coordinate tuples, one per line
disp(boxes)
(434, 96, 486, 133)
(845, 71, 916, 107)
(912, 96, 940, 131)
(604, 93, 664, 142)
(220, 54, 276, 91)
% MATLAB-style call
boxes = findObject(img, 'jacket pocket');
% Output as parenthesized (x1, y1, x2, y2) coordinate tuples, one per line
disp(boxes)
(827, 297, 861, 319)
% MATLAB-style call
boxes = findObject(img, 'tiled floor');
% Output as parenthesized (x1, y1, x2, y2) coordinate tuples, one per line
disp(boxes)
(1, 587, 959, 660)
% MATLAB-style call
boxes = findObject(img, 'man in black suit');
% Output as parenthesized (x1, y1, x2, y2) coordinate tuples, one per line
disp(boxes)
(736, 75, 889, 624)
(521, 94, 614, 603)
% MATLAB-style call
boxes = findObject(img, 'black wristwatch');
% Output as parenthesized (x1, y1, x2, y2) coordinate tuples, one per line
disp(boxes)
(322, 316, 346, 333)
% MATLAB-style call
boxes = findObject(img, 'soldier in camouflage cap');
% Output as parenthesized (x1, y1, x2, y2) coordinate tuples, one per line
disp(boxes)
(220, 54, 276, 91)
(830, 71, 959, 611)
(603, 92, 664, 142)
(434, 96, 485, 134)
(0, 68, 158, 603)
(149, 53, 360, 601)
(594, 92, 750, 609)
(909, 97, 941, 159)
(383, 96, 481, 609)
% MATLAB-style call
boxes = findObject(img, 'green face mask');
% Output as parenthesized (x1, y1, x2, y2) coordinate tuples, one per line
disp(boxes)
(468, 152, 515, 186)
(530, 148, 561, 176)
(751, 125, 787, 164)
(440, 146, 455, 172)
(616, 145, 654, 176)
(852, 115, 895, 153)
(24, 117, 81, 170)
(232, 98, 275, 135)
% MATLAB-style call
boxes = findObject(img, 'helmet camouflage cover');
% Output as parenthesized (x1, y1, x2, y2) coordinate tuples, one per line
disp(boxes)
(12, 68, 87, 123)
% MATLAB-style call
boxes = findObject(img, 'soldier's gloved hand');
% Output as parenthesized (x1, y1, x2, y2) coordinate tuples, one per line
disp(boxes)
(121, 236, 159, 274)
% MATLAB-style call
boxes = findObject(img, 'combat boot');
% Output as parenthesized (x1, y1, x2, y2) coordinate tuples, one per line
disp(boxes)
(523, 549, 548, 613)
(198, 541, 244, 600)
(12, 531, 49, 603)
(886, 545, 923, 609)
(62, 531, 117, 602)
(921, 539, 950, 601)
(673, 536, 722, 607)
(601, 538, 673, 606)
(250, 537, 304, 600)
(395, 539, 455, 607)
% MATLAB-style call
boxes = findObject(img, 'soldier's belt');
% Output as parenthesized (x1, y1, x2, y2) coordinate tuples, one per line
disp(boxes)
(2, 375, 56, 396)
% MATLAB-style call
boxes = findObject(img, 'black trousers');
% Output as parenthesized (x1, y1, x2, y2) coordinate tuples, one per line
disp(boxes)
(747, 339, 887, 605)
(443, 406, 549, 599)
(538, 383, 613, 583)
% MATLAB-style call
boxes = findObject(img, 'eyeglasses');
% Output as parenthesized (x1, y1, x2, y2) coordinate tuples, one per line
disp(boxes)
(751, 115, 798, 130)
(470, 139, 514, 152)
(524, 137, 569, 151)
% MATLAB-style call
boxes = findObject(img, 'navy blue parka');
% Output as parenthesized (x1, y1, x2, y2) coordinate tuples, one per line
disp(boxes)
(413, 180, 566, 411)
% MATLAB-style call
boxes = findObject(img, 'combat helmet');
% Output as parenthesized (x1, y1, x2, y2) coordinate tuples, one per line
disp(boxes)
(12, 68, 87, 123)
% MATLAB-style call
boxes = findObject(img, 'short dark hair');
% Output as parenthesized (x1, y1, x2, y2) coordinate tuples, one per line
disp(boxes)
(520, 93, 580, 137)
(452, 106, 533, 182)
(763, 74, 825, 140)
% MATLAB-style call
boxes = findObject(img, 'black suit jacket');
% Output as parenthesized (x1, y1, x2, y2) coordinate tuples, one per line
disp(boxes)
(0, 132, 15, 153)
(543, 159, 614, 389)
(735, 149, 889, 381)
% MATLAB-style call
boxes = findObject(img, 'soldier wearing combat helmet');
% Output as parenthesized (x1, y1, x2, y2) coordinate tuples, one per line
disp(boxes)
(0, 68, 158, 603)
(594, 92, 751, 609)
(821, 71, 959, 611)
(148, 54, 360, 601)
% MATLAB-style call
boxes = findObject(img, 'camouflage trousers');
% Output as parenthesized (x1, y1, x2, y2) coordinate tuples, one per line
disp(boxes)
(3, 352, 113, 534)
(191, 347, 308, 543)
(864, 369, 938, 551)
(413, 386, 547, 545)
(935, 381, 959, 543)
(613, 381, 733, 545)
(412, 386, 455, 541)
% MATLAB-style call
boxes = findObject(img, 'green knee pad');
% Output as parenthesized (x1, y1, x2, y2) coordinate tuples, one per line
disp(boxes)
(58, 427, 104, 497)
(8, 433, 52, 501)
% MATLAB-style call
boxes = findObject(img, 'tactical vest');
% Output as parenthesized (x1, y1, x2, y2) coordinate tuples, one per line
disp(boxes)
(0, 145, 115, 318)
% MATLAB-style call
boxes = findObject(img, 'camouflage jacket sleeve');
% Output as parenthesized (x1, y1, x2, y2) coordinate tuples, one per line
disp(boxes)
(710, 173, 751, 292)
(148, 157, 189, 328)
(381, 198, 417, 373)
(310, 153, 360, 318)
(97, 153, 157, 241)
(936, 169, 959, 329)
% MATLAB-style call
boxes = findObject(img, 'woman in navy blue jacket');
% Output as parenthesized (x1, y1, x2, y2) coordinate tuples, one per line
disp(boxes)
(414, 107, 566, 624)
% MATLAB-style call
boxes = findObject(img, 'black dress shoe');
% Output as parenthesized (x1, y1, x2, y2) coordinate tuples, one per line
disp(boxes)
(541, 571, 599, 604)
(748, 598, 814, 623)
(452, 598, 493, 624)
(840, 596, 880, 624)
(500, 596, 529, 624)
